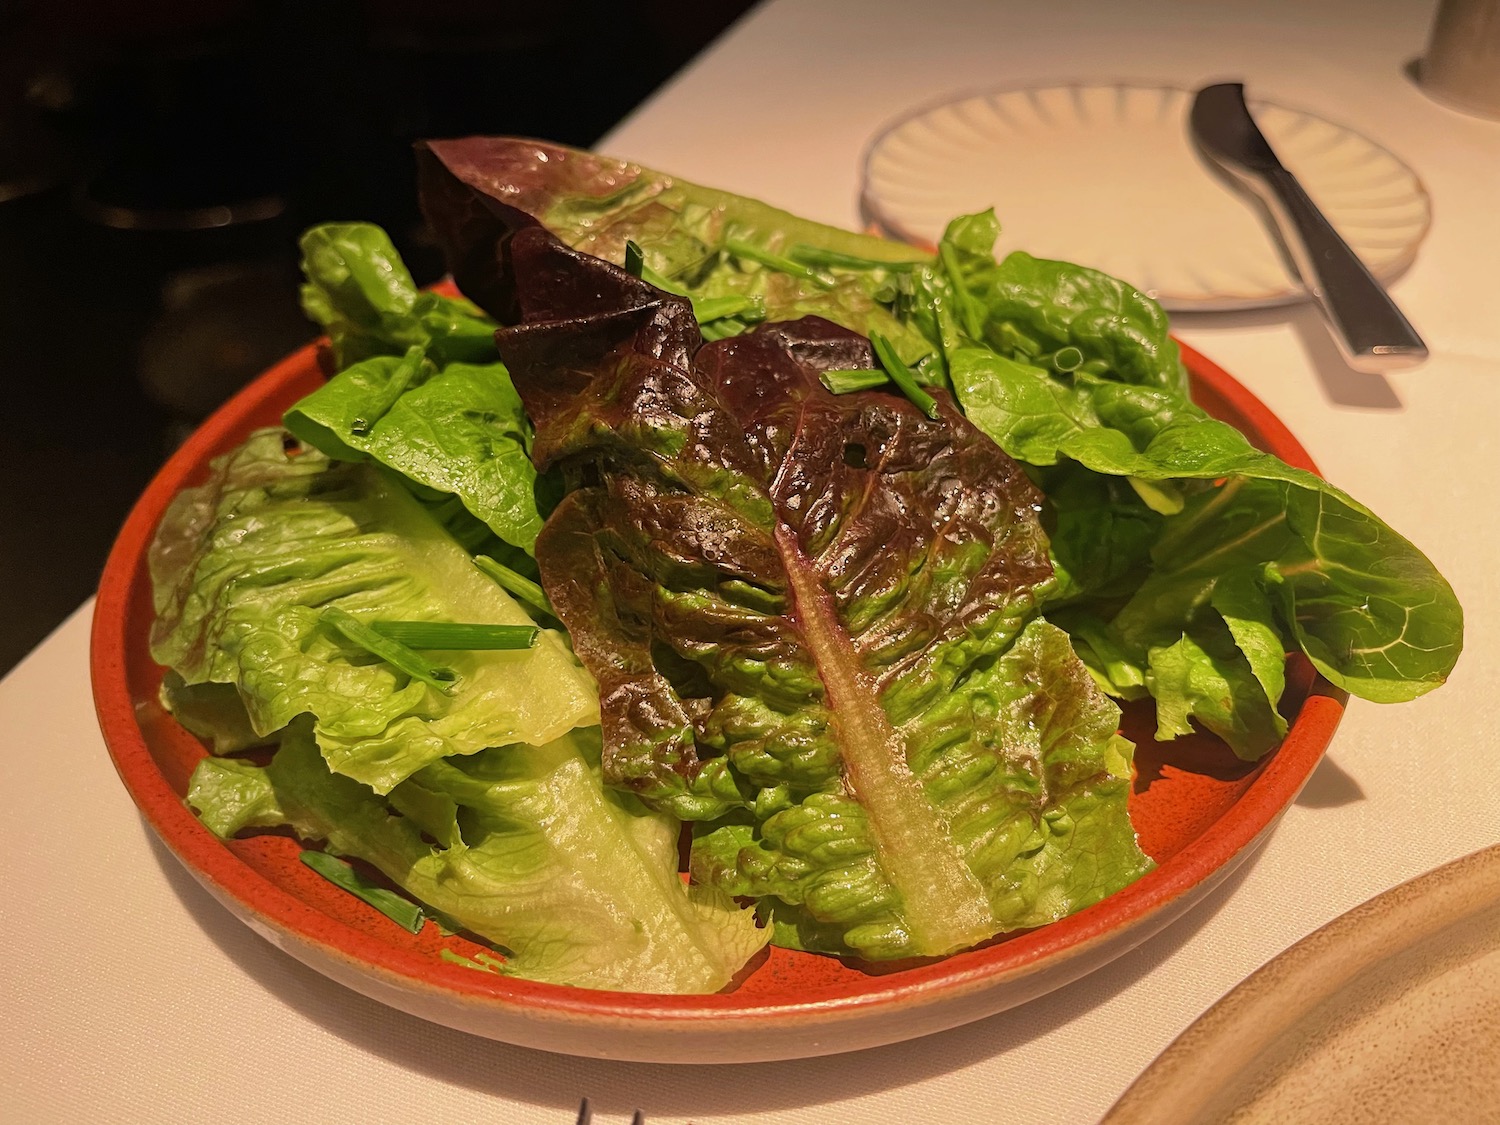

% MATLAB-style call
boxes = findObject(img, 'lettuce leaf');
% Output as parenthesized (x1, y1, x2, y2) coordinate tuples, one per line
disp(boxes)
(290, 223, 547, 556)
(695, 619, 1146, 953)
(283, 351, 544, 552)
(188, 721, 766, 993)
(415, 137, 936, 367)
(414, 206, 1148, 959)
(947, 344, 1462, 749)
(149, 428, 598, 792)
(298, 222, 498, 369)
(160, 672, 276, 755)
(938, 212, 1460, 744)
(938, 210, 1188, 395)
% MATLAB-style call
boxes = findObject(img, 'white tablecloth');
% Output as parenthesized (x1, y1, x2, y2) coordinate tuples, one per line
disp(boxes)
(6, 1, 1498, 1121)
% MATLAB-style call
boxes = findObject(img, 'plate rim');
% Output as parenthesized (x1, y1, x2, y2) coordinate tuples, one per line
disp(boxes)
(89, 335, 1348, 1056)
(858, 79, 1433, 311)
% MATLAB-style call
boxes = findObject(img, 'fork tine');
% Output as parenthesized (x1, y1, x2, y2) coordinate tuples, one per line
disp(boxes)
(576, 1098, 592, 1125)
(630, 1112, 645, 1125)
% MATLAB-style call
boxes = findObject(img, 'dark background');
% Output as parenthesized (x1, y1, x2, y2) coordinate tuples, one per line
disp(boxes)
(0, 0, 755, 674)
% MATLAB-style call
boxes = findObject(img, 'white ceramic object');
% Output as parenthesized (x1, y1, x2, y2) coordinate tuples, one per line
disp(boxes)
(1102, 843, 1500, 1124)
(861, 83, 1431, 310)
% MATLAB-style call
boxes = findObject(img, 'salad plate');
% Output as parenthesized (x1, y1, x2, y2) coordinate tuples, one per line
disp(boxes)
(91, 325, 1347, 1064)
(860, 83, 1431, 310)
(1102, 842, 1500, 1123)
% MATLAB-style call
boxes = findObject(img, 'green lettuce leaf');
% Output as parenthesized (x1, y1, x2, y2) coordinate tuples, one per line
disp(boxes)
(291, 224, 548, 556)
(187, 721, 766, 993)
(160, 672, 275, 755)
(938, 211, 1187, 395)
(187, 756, 287, 838)
(298, 222, 497, 369)
(948, 349, 1463, 721)
(1036, 461, 1163, 608)
(149, 428, 598, 793)
(284, 352, 544, 552)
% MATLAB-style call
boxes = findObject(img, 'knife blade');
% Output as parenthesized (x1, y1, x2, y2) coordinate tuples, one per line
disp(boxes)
(1189, 82, 1428, 374)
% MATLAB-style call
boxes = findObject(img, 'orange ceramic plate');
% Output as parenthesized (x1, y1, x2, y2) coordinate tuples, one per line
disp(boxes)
(91, 337, 1346, 1064)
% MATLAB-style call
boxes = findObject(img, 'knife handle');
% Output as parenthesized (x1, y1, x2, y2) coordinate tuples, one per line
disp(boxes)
(1258, 167, 1428, 374)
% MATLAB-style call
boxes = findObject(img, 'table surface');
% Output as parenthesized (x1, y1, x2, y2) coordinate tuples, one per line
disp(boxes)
(7, 1, 1498, 1122)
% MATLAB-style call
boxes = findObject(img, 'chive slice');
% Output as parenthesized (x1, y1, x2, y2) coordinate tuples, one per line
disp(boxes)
(321, 606, 455, 691)
(937, 244, 987, 341)
(723, 238, 833, 286)
(869, 333, 940, 420)
(789, 244, 919, 272)
(300, 851, 425, 934)
(473, 555, 554, 618)
(626, 240, 765, 328)
(351, 343, 426, 435)
(624, 239, 689, 295)
(1051, 345, 1085, 373)
(699, 317, 747, 342)
(820, 368, 891, 395)
(623, 238, 645, 277)
(370, 621, 539, 650)
(692, 295, 766, 324)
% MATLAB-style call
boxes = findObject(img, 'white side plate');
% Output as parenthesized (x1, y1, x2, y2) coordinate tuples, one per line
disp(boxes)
(861, 83, 1431, 310)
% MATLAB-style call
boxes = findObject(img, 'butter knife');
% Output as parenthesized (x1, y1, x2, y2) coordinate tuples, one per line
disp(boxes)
(1189, 83, 1427, 374)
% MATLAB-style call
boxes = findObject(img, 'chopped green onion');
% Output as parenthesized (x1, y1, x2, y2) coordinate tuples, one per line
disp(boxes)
(820, 367, 891, 395)
(473, 555, 554, 618)
(623, 238, 645, 277)
(321, 606, 455, 691)
(692, 295, 766, 324)
(723, 238, 833, 287)
(370, 621, 539, 650)
(624, 239, 690, 295)
(938, 243, 987, 341)
(789, 244, 920, 272)
(626, 240, 765, 328)
(869, 333, 940, 420)
(351, 344, 426, 436)
(1051, 345, 1085, 373)
(300, 851, 425, 933)
(699, 317, 747, 342)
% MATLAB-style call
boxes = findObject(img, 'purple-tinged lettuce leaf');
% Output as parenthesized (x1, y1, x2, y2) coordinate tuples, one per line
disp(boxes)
(414, 137, 934, 365)
(415, 192, 1149, 958)
(407, 140, 1460, 758)
(701, 618, 1144, 950)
